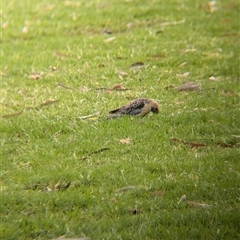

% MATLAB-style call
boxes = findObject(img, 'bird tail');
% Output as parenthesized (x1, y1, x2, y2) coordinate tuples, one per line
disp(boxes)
(107, 114, 124, 120)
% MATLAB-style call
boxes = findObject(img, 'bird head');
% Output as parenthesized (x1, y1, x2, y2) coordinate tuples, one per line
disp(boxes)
(150, 100, 160, 114)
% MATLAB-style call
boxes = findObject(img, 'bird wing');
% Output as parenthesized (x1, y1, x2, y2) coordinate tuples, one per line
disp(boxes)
(109, 101, 145, 115)
(126, 102, 145, 115)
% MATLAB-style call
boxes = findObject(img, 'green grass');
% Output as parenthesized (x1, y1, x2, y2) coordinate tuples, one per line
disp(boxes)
(1, 0, 240, 239)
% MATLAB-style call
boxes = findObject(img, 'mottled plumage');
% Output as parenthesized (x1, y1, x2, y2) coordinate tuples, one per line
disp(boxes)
(108, 98, 160, 119)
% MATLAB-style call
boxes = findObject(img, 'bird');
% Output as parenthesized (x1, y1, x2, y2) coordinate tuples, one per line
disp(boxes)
(108, 98, 160, 119)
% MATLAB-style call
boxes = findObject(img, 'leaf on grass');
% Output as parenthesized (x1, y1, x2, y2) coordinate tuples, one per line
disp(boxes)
(115, 186, 136, 193)
(130, 62, 145, 71)
(118, 70, 128, 80)
(176, 72, 190, 78)
(111, 84, 130, 91)
(160, 19, 185, 26)
(2, 111, 23, 118)
(29, 72, 44, 80)
(40, 99, 59, 107)
(182, 72, 190, 77)
(104, 36, 116, 43)
(209, 76, 217, 81)
(119, 137, 132, 144)
(176, 81, 201, 91)
(171, 138, 206, 148)
(112, 84, 127, 90)
(54, 51, 69, 58)
(179, 62, 188, 67)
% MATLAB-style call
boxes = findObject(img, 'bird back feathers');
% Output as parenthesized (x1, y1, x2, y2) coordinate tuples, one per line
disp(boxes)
(108, 98, 160, 119)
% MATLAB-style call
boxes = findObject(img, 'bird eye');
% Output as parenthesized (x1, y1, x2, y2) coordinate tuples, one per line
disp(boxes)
(151, 107, 158, 113)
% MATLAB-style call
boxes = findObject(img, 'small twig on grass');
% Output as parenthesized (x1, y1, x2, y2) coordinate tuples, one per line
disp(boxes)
(216, 142, 240, 148)
(88, 147, 110, 155)
(78, 111, 101, 120)
(186, 201, 212, 209)
(115, 186, 136, 193)
(25, 100, 60, 110)
(171, 138, 240, 148)
(57, 82, 74, 90)
(2, 111, 23, 118)
(176, 81, 202, 91)
(95, 84, 130, 91)
(82, 147, 110, 160)
(178, 194, 212, 208)
(171, 138, 206, 148)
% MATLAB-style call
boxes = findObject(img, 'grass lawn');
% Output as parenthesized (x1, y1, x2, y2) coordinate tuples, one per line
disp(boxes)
(1, 0, 240, 239)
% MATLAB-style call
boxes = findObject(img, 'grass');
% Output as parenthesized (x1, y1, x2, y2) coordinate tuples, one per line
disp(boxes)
(1, 0, 240, 239)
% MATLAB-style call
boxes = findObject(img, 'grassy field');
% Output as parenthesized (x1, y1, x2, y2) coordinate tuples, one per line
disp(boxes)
(1, 0, 240, 239)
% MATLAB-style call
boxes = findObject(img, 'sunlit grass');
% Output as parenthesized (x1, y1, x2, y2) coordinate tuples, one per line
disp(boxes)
(1, 0, 240, 239)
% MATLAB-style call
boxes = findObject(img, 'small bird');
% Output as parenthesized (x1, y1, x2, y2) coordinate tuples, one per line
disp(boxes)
(108, 98, 160, 119)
